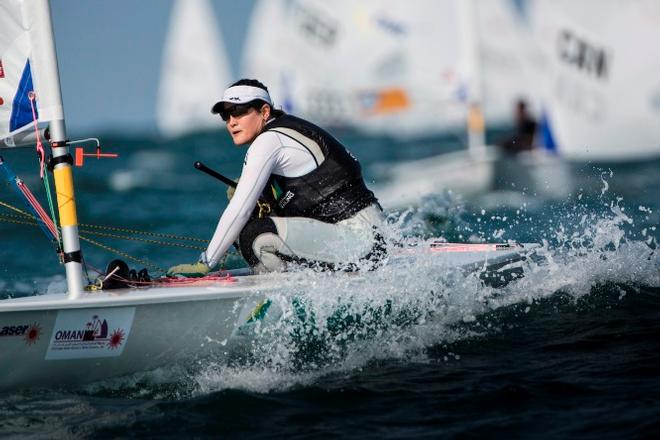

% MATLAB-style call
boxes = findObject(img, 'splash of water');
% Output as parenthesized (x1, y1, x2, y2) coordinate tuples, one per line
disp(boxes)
(191, 188, 658, 395)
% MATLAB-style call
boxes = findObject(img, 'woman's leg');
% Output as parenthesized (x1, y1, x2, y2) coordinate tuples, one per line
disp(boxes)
(238, 205, 385, 272)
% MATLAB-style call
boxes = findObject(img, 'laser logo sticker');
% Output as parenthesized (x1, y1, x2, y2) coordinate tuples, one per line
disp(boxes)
(0, 322, 41, 346)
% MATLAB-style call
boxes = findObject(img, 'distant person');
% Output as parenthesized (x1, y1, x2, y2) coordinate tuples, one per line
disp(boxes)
(168, 79, 385, 277)
(498, 99, 537, 154)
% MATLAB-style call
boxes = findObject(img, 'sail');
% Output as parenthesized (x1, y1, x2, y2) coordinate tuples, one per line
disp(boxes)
(241, 0, 540, 138)
(529, 0, 660, 161)
(240, 0, 291, 112)
(474, 0, 539, 126)
(242, 0, 471, 136)
(156, 0, 232, 138)
(0, 0, 65, 144)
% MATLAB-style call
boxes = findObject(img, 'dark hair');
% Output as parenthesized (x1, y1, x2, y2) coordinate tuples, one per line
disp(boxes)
(229, 78, 269, 92)
(229, 78, 286, 117)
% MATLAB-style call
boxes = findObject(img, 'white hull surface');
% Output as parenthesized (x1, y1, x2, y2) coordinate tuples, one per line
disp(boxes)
(0, 243, 538, 390)
(372, 148, 574, 209)
(0, 276, 275, 390)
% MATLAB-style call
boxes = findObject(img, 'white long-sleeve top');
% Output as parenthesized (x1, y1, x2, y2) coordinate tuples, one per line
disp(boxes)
(199, 130, 317, 268)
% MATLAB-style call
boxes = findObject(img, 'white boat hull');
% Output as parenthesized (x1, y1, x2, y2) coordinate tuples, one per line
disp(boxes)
(371, 148, 574, 209)
(0, 277, 274, 390)
(0, 242, 539, 390)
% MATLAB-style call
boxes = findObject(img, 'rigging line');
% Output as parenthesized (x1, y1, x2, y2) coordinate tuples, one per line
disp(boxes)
(16, 180, 57, 239)
(0, 200, 33, 218)
(41, 166, 60, 243)
(0, 213, 205, 250)
(28, 92, 61, 245)
(75, 222, 209, 243)
(0, 214, 38, 227)
(1, 199, 206, 243)
(78, 234, 166, 274)
(77, 228, 207, 250)
(1, 161, 57, 242)
(28, 92, 45, 179)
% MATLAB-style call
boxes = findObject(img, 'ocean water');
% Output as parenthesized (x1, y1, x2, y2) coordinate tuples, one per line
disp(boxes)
(0, 129, 659, 439)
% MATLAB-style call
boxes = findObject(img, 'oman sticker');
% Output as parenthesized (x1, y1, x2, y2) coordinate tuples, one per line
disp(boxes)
(46, 307, 135, 360)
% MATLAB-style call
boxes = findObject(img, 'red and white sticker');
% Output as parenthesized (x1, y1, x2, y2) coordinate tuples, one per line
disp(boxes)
(0, 59, 4, 78)
(46, 307, 135, 360)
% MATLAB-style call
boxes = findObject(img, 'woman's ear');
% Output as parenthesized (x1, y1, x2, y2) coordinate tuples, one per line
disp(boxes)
(261, 104, 271, 121)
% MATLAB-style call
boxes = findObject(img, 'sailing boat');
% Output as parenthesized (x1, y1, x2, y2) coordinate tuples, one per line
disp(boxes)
(241, 0, 566, 208)
(156, 0, 232, 138)
(242, 0, 483, 136)
(529, 0, 660, 162)
(0, 0, 539, 390)
(361, 0, 565, 207)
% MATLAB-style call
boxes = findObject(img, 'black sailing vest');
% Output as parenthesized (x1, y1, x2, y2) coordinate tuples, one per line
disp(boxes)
(263, 114, 378, 223)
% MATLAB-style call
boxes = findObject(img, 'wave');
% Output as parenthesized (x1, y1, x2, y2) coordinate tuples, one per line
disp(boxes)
(188, 194, 658, 396)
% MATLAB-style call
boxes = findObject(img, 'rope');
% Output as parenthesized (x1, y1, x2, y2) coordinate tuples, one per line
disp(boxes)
(0, 201, 207, 247)
(76, 222, 208, 243)
(0, 163, 58, 243)
(77, 228, 206, 251)
(16, 180, 58, 239)
(87, 272, 236, 292)
(0, 199, 238, 274)
(78, 235, 166, 274)
(0, 213, 38, 227)
(28, 92, 45, 179)
(0, 200, 33, 218)
(0, 212, 206, 251)
(28, 92, 61, 246)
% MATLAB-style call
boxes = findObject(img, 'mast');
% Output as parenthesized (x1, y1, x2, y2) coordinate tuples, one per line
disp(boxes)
(457, 0, 487, 156)
(31, 0, 85, 298)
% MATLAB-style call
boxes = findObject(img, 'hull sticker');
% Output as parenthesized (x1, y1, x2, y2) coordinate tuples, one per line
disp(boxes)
(0, 322, 41, 345)
(46, 307, 135, 360)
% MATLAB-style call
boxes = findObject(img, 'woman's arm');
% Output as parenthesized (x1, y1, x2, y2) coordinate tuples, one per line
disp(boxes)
(200, 132, 282, 268)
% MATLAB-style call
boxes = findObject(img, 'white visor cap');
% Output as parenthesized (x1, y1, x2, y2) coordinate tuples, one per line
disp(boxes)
(211, 85, 273, 114)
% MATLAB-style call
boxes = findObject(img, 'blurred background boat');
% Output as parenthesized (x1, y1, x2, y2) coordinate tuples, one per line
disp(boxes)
(150, 0, 660, 209)
(1, 2, 659, 438)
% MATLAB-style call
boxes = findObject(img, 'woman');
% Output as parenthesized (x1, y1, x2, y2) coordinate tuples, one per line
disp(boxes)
(168, 79, 385, 276)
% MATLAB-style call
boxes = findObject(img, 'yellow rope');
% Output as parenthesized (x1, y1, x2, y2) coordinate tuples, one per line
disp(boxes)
(77, 228, 206, 250)
(78, 235, 166, 274)
(1, 200, 207, 246)
(0, 214, 38, 227)
(1, 199, 238, 273)
(0, 212, 206, 250)
(0, 200, 33, 218)
(77, 222, 209, 243)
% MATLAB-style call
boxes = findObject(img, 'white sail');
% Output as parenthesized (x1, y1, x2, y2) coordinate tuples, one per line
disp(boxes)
(240, 0, 291, 111)
(241, 0, 538, 139)
(474, 0, 539, 126)
(242, 0, 471, 136)
(0, 0, 84, 297)
(0, 0, 65, 142)
(156, 0, 232, 138)
(529, 0, 660, 161)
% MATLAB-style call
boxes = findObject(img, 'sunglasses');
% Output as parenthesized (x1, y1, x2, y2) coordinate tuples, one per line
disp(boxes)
(219, 103, 258, 121)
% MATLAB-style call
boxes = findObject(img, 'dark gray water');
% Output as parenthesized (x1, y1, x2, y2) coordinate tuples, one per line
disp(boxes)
(1, 130, 658, 439)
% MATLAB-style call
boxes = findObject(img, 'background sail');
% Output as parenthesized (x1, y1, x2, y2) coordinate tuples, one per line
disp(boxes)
(241, 0, 536, 138)
(156, 0, 232, 138)
(0, 0, 65, 143)
(529, 0, 660, 161)
(242, 0, 465, 136)
(474, 0, 539, 126)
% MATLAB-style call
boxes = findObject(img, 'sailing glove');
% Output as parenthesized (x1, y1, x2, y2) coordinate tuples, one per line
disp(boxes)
(226, 178, 239, 201)
(166, 261, 210, 278)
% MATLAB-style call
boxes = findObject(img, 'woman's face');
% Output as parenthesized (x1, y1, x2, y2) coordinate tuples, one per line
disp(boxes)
(225, 104, 270, 145)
